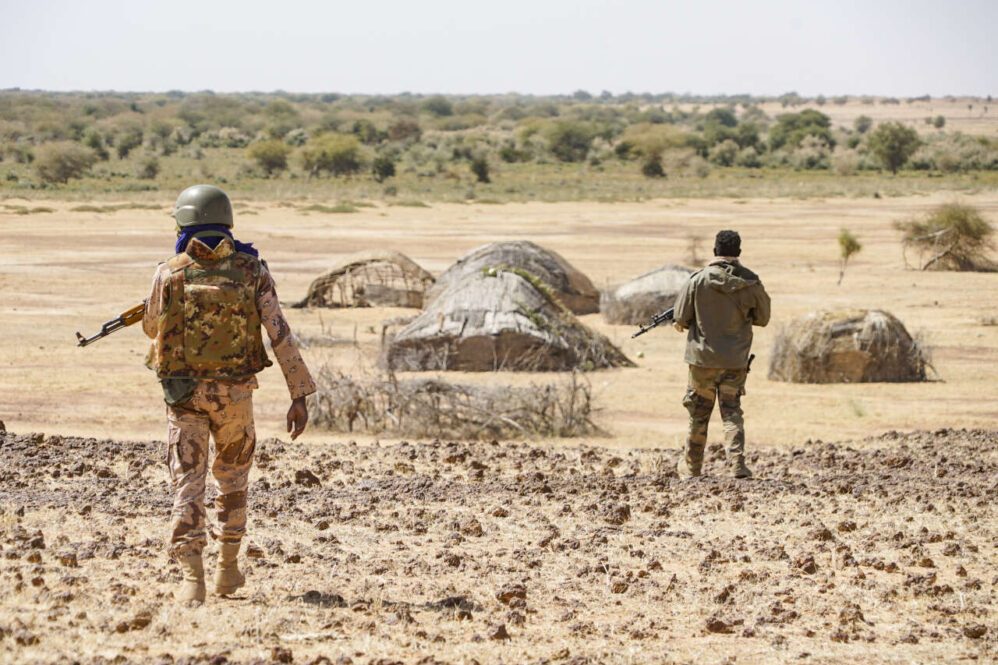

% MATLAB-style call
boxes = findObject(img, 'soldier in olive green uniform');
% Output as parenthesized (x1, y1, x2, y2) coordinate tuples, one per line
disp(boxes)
(672, 230, 770, 479)
(143, 185, 316, 603)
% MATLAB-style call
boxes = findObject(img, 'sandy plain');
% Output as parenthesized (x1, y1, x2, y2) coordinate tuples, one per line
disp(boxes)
(1, 191, 997, 448)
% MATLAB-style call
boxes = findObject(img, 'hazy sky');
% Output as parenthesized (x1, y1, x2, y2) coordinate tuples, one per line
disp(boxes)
(2, 0, 994, 96)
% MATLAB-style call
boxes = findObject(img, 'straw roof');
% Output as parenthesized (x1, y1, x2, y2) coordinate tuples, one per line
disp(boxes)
(601, 264, 693, 325)
(385, 268, 632, 372)
(768, 309, 927, 383)
(425, 241, 600, 315)
(293, 250, 434, 309)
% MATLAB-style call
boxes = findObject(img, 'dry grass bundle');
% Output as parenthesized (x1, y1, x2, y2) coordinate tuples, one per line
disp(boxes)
(425, 240, 600, 314)
(385, 268, 632, 371)
(769, 309, 928, 383)
(310, 368, 602, 439)
(895, 203, 995, 271)
(601, 264, 693, 325)
(293, 250, 434, 308)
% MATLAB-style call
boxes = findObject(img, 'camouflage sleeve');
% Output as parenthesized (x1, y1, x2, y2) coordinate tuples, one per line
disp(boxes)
(257, 266, 317, 399)
(142, 263, 169, 339)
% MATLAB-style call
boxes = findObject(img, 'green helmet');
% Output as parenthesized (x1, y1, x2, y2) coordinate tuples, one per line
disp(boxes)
(171, 184, 233, 228)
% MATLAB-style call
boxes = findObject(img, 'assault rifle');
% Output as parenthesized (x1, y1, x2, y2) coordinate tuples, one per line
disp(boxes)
(76, 302, 145, 347)
(631, 307, 674, 338)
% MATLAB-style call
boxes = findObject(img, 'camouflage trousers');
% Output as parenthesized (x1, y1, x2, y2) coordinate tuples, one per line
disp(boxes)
(164, 379, 257, 557)
(681, 365, 747, 474)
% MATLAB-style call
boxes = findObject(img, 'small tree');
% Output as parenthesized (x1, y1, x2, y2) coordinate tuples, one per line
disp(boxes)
(854, 115, 872, 134)
(372, 155, 396, 182)
(247, 139, 291, 176)
(837, 228, 862, 285)
(867, 122, 920, 174)
(34, 142, 98, 184)
(299, 134, 363, 179)
(470, 157, 490, 183)
(894, 203, 994, 271)
(115, 126, 144, 159)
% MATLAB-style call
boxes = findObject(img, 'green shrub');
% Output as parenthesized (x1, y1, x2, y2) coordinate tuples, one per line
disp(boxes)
(895, 203, 994, 270)
(933, 115, 946, 129)
(471, 157, 490, 183)
(498, 144, 532, 163)
(735, 147, 761, 168)
(34, 141, 98, 184)
(299, 134, 363, 178)
(709, 139, 739, 167)
(854, 115, 872, 134)
(372, 155, 396, 182)
(388, 120, 421, 142)
(866, 122, 920, 173)
(769, 109, 834, 150)
(422, 96, 454, 117)
(640, 155, 665, 178)
(248, 139, 292, 175)
(82, 129, 109, 161)
(115, 126, 143, 159)
(136, 155, 160, 179)
(837, 228, 862, 284)
(545, 121, 594, 162)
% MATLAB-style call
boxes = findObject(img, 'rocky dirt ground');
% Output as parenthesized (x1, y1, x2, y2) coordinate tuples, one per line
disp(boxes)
(1, 428, 996, 665)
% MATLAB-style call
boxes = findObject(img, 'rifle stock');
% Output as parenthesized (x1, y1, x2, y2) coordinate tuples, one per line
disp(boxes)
(76, 302, 145, 347)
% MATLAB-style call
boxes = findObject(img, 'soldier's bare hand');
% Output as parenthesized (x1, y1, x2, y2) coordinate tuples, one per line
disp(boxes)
(673, 322, 686, 333)
(286, 397, 308, 441)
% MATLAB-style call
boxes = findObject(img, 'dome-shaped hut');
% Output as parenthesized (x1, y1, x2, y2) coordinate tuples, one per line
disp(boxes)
(294, 250, 434, 309)
(768, 309, 927, 383)
(601, 265, 693, 325)
(424, 241, 600, 315)
(385, 268, 632, 372)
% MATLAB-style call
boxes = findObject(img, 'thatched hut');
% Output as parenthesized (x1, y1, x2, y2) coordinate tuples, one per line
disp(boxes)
(601, 265, 693, 325)
(293, 250, 434, 309)
(385, 268, 632, 372)
(425, 241, 600, 315)
(768, 309, 927, 383)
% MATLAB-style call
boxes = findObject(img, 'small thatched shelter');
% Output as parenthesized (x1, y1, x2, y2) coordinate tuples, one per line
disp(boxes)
(601, 265, 693, 325)
(385, 269, 632, 372)
(425, 241, 600, 315)
(293, 250, 434, 309)
(769, 309, 927, 383)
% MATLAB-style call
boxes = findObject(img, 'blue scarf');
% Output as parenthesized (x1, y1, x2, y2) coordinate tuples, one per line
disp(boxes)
(175, 224, 259, 258)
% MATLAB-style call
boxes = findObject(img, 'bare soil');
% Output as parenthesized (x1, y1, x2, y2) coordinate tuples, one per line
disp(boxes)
(1, 427, 996, 664)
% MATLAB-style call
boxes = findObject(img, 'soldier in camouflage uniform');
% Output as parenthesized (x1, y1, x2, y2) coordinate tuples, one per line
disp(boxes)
(672, 230, 770, 479)
(143, 184, 316, 603)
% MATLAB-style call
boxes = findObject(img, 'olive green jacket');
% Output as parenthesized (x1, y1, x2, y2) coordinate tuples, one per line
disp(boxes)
(673, 257, 770, 369)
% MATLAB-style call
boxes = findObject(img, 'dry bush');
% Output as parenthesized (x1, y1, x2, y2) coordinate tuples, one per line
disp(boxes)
(769, 309, 929, 383)
(895, 203, 994, 271)
(33, 141, 97, 184)
(310, 368, 602, 439)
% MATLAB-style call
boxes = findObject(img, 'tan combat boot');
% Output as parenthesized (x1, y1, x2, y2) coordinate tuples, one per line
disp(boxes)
(177, 553, 206, 603)
(214, 542, 245, 596)
(730, 455, 752, 479)
(677, 441, 704, 479)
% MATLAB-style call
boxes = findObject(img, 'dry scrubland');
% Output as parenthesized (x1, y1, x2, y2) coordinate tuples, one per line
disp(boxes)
(1, 190, 998, 664)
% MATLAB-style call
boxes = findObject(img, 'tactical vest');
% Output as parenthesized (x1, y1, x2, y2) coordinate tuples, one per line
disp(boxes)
(147, 249, 271, 379)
